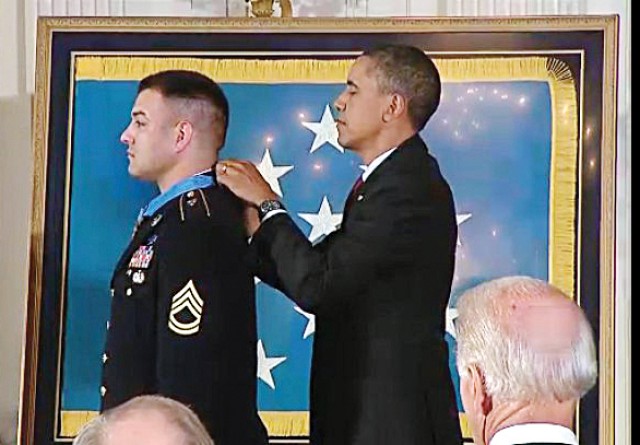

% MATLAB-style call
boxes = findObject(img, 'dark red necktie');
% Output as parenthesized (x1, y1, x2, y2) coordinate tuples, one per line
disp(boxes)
(345, 175, 364, 213)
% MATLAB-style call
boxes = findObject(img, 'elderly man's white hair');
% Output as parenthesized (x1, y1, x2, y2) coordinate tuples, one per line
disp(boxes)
(455, 276, 597, 403)
(73, 395, 213, 445)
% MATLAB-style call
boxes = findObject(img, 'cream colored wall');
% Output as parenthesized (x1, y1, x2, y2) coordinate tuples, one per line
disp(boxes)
(0, 1, 631, 444)
(0, 96, 32, 445)
(0, 0, 32, 440)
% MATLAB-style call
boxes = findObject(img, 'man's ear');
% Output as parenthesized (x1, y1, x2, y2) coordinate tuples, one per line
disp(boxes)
(382, 93, 407, 123)
(175, 120, 194, 153)
(468, 364, 493, 416)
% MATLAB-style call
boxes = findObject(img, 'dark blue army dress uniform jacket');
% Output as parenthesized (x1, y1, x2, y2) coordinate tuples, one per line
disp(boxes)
(101, 182, 268, 445)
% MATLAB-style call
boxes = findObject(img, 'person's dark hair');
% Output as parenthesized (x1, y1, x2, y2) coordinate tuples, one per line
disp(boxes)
(139, 70, 229, 144)
(362, 45, 441, 131)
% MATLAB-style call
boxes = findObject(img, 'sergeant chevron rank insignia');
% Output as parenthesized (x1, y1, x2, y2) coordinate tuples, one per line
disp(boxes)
(168, 280, 204, 336)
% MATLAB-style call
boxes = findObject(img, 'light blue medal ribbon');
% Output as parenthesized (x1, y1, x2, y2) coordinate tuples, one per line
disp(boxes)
(142, 173, 215, 218)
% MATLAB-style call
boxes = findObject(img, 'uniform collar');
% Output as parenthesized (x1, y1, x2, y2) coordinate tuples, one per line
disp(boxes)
(143, 171, 215, 217)
(490, 423, 578, 445)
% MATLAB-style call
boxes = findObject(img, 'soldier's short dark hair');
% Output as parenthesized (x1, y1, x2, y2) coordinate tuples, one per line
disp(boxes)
(139, 70, 229, 144)
(362, 45, 441, 131)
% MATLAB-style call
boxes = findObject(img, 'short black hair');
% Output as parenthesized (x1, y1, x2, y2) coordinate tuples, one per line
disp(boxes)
(362, 45, 441, 131)
(138, 70, 229, 140)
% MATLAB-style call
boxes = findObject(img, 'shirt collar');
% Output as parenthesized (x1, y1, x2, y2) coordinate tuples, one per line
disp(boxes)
(143, 170, 215, 217)
(490, 423, 578, 445)
(361, 147, 397, 182)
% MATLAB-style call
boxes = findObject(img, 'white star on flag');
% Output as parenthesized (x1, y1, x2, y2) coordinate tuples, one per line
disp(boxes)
(301, 104, 344, 153)
(294, 306, 316, 339)
(456, 213, 473, 246)
(298, 196, 343, 242)
(256, 149, 293, 197)
(445, 306, 459, 339)
(256, 339, 287, 390)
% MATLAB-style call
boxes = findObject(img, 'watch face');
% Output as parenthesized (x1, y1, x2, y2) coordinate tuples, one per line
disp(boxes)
(260, 200, 283, 214)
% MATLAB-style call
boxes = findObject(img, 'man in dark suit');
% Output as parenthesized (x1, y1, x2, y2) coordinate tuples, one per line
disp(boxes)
(215, 45, 462, 445)
(455, 276, 598, 445)
(101, 70, 268, 445)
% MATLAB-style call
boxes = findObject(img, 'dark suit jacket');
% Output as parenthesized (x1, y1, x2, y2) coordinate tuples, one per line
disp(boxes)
(102, 185, 268, 445)
(253, 134, 462, 445)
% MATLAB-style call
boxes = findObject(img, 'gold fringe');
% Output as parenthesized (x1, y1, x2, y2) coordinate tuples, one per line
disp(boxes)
(459, 413, 472, 439)
(59, 410, 309, 437)
(60, 410, 99, 436)
(259, 411, 309, 436)
(76, 55, 559, 83)
(75, 57, 352, 83)
(61, 410, 472, 439)
(544, 58, 578, 299)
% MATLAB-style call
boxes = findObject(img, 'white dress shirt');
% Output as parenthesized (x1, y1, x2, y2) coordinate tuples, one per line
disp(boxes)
(490, 423, 578, 445)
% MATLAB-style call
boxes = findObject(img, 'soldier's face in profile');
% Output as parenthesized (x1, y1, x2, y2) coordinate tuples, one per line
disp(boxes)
(120, 88, 179, 183)
(105, 409, 186, 445)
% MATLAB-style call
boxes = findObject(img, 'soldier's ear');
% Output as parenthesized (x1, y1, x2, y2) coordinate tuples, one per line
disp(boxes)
(175, 120, 194, 153)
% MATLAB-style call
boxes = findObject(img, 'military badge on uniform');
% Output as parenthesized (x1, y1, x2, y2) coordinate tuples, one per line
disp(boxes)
(151, 214, 163, 227)
(146, 234, 158, 245)
(168, 280, 204, 336)
(132, 270, 145, 284)
(129, 245, 154, 269)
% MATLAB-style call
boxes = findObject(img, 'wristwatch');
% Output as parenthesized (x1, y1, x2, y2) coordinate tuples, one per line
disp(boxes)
(257, 199, 286, 221)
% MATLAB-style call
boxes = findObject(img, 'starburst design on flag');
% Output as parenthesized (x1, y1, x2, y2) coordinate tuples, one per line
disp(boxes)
(298, 196, 343, 242)
(256, 149, 294, 197)
(301, 104, 344, 153)
(257, 339, 287, 390)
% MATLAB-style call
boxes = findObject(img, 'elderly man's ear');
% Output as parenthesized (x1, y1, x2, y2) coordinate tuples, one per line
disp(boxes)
(461, 364, 493, 417)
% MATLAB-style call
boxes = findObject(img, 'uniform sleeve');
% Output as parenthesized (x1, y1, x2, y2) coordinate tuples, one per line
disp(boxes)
(252, 175, 456, 315)
(153, 210, 257, 434)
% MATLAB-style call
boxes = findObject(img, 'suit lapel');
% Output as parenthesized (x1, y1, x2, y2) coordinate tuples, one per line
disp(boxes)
(342, 134, 425, 219)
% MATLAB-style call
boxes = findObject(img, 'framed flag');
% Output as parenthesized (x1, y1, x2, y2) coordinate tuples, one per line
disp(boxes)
(22, 16, 618, 445)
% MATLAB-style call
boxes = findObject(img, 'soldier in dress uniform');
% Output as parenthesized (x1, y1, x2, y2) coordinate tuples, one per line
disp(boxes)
(101, 70, 268, 445)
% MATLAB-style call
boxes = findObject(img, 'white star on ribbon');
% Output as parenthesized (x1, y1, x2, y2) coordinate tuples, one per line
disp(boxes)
(445, 306, 459, 339)
(294, 306, 316, 339)
(256, 340, 287, 390)
(456, 213, 473, 246)
(298, 196, 343, 242)
(301, 104, 344, 153)
(256, 149, 294, 197)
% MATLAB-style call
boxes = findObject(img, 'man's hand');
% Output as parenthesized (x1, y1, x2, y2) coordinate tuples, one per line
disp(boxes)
(215, 160, 279, 206)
